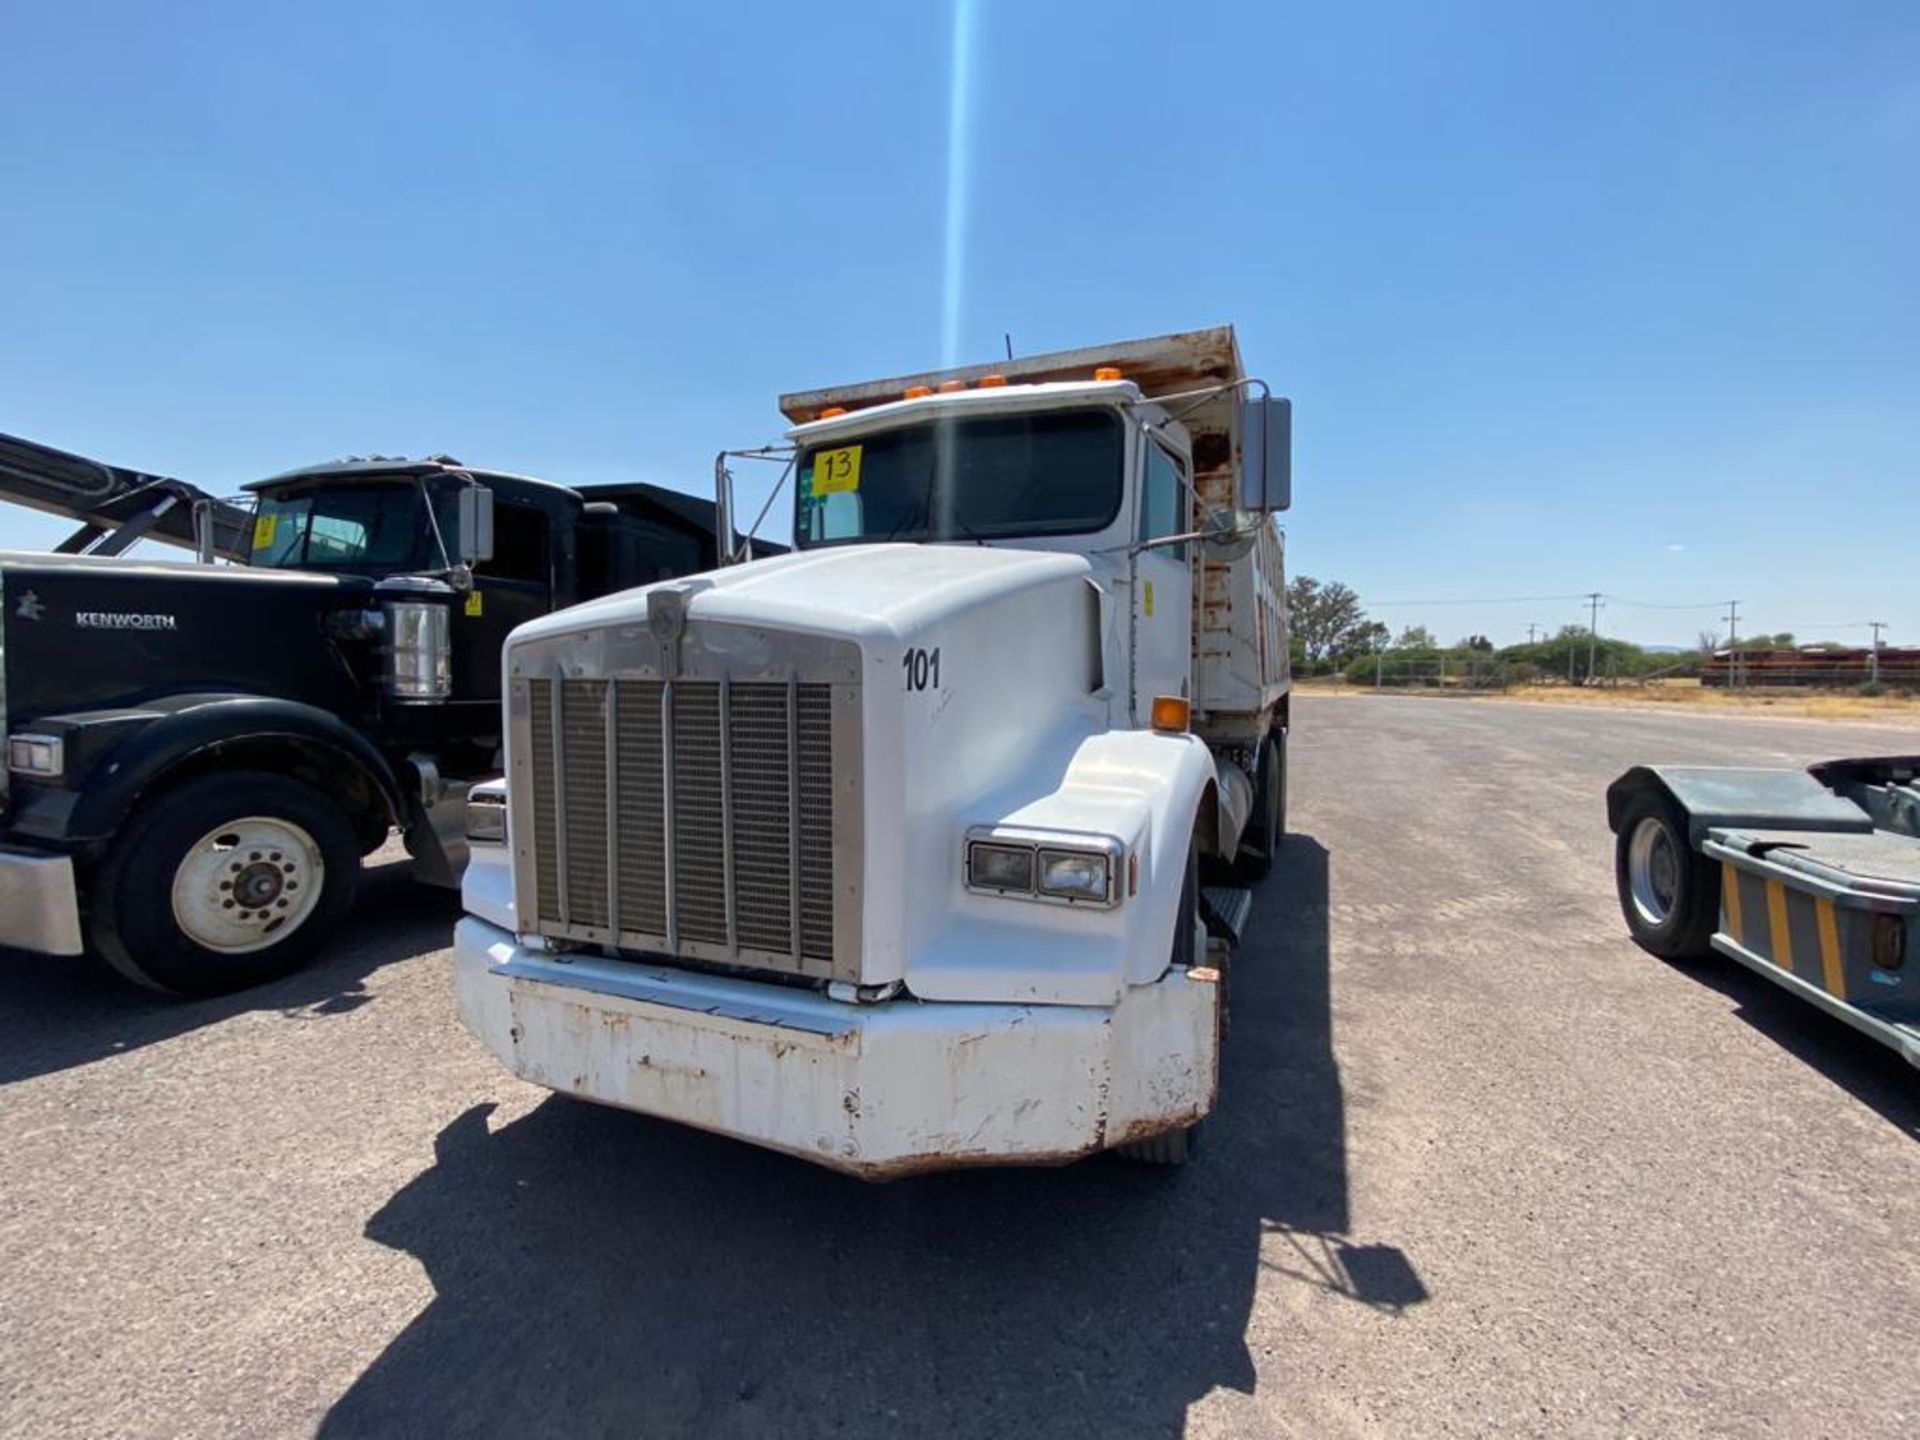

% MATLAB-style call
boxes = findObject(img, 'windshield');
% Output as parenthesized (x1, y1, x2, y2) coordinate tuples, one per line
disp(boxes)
(795, 408, 1124, 548)
(249, 481, 442, 571)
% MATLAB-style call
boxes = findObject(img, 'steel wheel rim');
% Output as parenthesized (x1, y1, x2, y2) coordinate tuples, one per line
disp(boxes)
(170, 816, 325, 954)
(1627, 815, 1680, 927)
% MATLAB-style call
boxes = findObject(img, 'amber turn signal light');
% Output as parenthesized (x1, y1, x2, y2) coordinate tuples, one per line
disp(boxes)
(1150, 695, 1190, 733)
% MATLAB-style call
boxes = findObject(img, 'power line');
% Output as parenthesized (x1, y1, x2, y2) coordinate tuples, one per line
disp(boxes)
(1603, 595, 1731, 611)
(1366, 592, 1589, 607)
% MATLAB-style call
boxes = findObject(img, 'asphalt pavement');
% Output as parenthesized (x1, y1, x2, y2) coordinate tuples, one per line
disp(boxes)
(2, 693, 1915, 1438)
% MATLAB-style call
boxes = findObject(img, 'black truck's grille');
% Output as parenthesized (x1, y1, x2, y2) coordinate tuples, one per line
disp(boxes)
(525, 674, 849, 978)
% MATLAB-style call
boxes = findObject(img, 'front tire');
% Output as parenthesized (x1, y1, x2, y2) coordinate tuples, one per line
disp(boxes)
(1613, 790, 1718, 961)
(90, 770, 362, 996)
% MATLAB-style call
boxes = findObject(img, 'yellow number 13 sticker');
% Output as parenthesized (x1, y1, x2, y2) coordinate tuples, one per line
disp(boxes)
(811, 445, 862, 495)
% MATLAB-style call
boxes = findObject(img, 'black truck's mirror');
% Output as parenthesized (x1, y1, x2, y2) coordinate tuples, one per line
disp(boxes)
(1237, 396, 1292, 513)
(457, 483, 495, 565)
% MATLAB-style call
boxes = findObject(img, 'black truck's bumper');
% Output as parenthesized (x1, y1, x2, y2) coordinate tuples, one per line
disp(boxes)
(0, 843, 83, 954)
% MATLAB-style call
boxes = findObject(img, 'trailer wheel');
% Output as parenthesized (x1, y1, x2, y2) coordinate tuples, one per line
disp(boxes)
(90, 770, 362, 996)
(1614, 791, 1718, 961)
(1119, 846, 1207, 1167)
(1236, 734, 1285, 880)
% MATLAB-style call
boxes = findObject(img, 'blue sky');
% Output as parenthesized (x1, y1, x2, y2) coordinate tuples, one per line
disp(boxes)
(3, 1, 1915, 647)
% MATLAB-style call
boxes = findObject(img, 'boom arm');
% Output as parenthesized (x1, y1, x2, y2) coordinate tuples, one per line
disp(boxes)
(0, 431, 251, 557)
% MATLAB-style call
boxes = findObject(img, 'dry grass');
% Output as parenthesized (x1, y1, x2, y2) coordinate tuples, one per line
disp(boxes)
(1296, 674, 1920, 723)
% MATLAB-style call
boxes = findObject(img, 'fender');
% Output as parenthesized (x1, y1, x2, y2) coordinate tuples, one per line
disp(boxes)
(906, 727, 1217, 1006)
(1605, 764, 1871, 847)
(1046, 728, 1218, 987)
(47, 694, 403, 844)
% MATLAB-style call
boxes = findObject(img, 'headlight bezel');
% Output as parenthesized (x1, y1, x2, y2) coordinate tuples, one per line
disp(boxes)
(7, 733, 65, 780)
(964, 826, 1124, 910)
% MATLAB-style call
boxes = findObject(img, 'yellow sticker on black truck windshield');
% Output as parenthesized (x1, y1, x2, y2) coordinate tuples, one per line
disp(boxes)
(251, 514, 277, 550)
(811, 445, 862, 495)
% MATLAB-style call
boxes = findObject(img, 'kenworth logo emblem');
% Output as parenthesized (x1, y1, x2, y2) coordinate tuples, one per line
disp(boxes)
(14, 590, 45, 621)
(75, 611, 177, 631)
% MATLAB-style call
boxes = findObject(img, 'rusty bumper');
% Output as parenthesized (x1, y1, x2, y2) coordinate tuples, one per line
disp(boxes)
(454, 918, 1218, 1179)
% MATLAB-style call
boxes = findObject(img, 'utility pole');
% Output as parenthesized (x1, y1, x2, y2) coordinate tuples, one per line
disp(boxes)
(1869, 620, 1887, 685)
(1527, 622, 1539, 645)
(1724, 600, 1741, 690)
(1585, 592, 1602, 687)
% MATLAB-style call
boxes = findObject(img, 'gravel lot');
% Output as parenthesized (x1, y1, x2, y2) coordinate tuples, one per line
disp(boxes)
(2, 694, 1915, 1438)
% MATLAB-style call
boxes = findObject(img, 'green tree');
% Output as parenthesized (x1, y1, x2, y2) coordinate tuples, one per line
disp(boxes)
(1287, 575, 1369, 664)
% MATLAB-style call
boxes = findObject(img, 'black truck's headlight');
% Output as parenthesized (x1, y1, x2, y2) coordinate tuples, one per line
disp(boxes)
(965, 828, 1123, 909)
(465, 790, 507, 844)
(7, 734, 64, 779)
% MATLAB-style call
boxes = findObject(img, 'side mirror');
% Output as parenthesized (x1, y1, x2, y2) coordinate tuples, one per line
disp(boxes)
(1238, 396, 1292, 513)
(456, 483, 495, 565)
(1198, 507, 1259, 563)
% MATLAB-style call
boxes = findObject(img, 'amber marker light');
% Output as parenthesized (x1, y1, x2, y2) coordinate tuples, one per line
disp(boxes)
(936, 379, 966, 393)
(977, 374, 1008, 387)
(904, 385, 934, 398)
(1093, 365, 1123, 381)
(1150, 695, 1190, 733)
(817, 406, 848, 419)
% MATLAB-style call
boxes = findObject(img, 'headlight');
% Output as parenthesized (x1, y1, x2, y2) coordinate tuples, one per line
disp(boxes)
(7, 734, 64, 779)
(965, 828, 1123, 909)
(465, 790, 507, 844)
(1038, 849, 1111, 903)
(967, 842, 1034, 894)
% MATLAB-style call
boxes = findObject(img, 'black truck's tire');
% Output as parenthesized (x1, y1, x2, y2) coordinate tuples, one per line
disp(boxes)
(1235, 734, 1284, 881)
(90, 770, 362, 996)
(1119, 846, 1208, 1167)
(1614, 790, 1719, 962)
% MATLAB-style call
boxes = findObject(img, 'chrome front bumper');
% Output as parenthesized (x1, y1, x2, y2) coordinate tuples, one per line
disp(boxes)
(454, 917, 1219, 1179)
(0, 846, 84, 955)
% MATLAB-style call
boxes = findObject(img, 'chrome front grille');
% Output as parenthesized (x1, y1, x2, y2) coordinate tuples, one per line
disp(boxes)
(519, 660, 858, 982)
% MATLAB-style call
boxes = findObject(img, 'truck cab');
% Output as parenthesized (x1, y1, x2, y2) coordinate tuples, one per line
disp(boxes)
(0, 441, 733, 995)
(455, 327, 1290, 1176)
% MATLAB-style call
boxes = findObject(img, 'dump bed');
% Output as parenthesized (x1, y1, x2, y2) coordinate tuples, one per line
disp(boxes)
(780, 327, 1289, 734)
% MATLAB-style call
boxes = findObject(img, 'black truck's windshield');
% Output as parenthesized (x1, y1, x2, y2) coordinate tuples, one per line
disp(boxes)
(795, 408, 1123, 548)
(250, 482, 443, 571)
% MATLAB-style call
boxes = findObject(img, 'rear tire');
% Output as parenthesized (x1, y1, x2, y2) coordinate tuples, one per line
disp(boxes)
(1613, 790, 1718, 961)
(1235, 734, 1283, 881)
(90, 770, 362, 996)
(1119, 845, 1208, 1167)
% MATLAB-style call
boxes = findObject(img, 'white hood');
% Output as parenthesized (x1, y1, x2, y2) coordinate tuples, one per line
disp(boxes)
(512, 543, 1091, 647)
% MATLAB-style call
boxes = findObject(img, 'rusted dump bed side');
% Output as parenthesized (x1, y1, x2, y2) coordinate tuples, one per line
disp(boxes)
(777, 327, 1242, 422)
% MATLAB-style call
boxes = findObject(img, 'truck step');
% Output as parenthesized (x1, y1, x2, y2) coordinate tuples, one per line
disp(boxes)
(1201, 886, 1254, 947)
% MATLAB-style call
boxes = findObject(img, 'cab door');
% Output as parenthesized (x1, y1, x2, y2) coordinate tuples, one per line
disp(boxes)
(1130, 434, 1195, 724)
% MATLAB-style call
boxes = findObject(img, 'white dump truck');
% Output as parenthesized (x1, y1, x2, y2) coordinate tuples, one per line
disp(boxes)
(454, 327, 1292, 1176)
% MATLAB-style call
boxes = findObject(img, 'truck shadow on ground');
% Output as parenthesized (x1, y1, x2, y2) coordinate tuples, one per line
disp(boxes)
(0, 852, 456, 1086)
(322, 837, 1425, 1439)
(1679, 958, 1920, 1142)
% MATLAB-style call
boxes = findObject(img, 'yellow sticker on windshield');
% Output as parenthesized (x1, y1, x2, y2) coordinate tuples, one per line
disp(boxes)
(251, 514, 277, 550)
(811, 445, 862, 495)
(464, 592, 484, 617)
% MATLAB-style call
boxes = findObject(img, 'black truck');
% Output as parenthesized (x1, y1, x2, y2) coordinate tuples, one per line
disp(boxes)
(0, 432, 737, 994)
